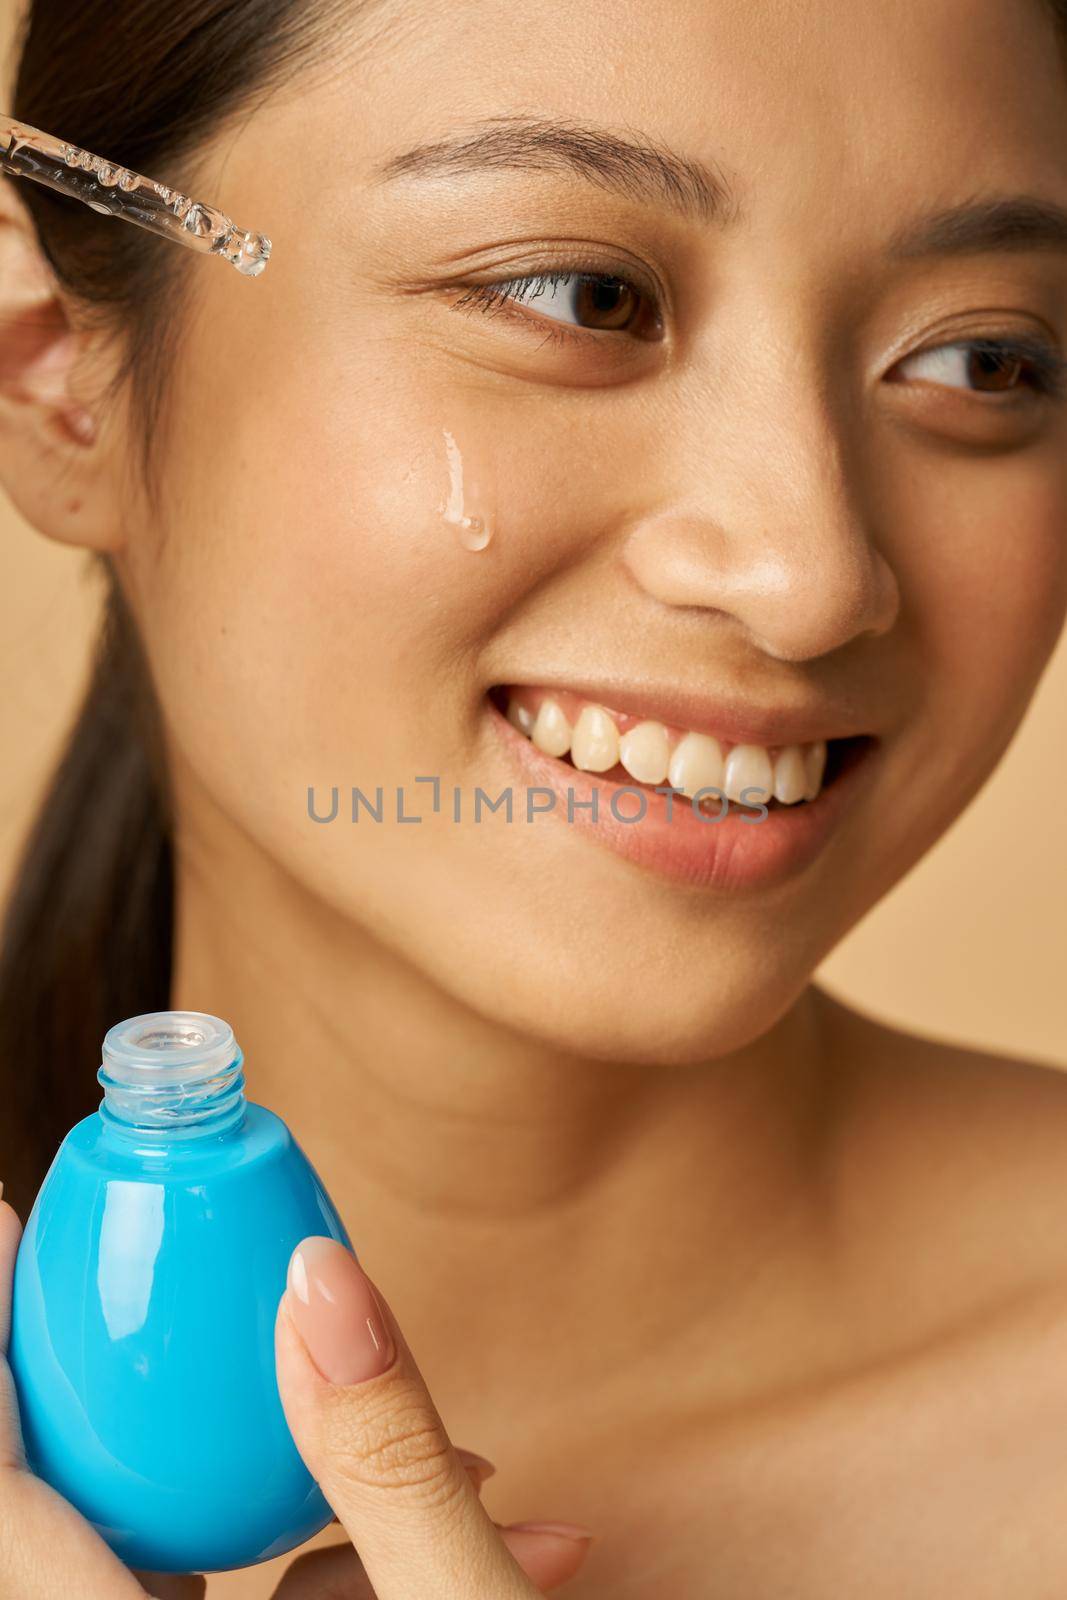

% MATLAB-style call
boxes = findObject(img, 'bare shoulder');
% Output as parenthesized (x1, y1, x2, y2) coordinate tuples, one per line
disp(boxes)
(818, 981, 1067, 1124)
(677, 990, 1067, 1597)
(814, 984, 1067, 1314)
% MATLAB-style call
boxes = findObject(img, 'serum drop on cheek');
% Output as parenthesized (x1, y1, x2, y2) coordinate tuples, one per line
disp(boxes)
(7, 1011, 351, 1575)
(439, 425, 495, 551)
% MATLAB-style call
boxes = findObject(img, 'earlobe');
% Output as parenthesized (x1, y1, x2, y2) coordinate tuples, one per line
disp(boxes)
(0, 183, 125, 554)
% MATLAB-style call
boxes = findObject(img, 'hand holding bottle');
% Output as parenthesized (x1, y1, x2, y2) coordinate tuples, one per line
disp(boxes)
(272, 1234, 596, 1596)
(0, 1194, 594, 1596)
(0, 1190, 202, 1598)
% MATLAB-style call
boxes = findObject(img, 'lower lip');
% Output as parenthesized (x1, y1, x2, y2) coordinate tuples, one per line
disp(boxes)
(486, 695, 880, 891)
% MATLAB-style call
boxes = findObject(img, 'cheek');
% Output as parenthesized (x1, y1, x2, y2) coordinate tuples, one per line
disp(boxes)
(895, 443, 1067, 787)
(136, 341, 596, 850)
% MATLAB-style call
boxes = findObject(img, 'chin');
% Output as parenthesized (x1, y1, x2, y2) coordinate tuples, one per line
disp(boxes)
(470, 960, 814, 1069)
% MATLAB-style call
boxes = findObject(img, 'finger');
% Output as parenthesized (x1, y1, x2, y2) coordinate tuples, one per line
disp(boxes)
(2, 1471, 147, 1599)
(0, 1193, 147, 1600)
(271, 1456, 499, 1599)
(270, 1541, 372, 1599)
(268, 1525, 590, 1600)
(274, 1451, 497, 1597)
(0, 1193, 23, 1352)
(0, 1194, 27, 1472)
(455, 1447, 497, 1489)
(496, 1524, 596, 1592)
(275, 1238, 594, 1600)
(326, 1447, 492, 1518)
(269, 1516, 591, 1598)
(458, 1454, 594, 1591)
(130, 1573, 206, 1600)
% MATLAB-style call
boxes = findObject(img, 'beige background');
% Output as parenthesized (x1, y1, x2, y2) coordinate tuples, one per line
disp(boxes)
(2, 4, 1066, 1594)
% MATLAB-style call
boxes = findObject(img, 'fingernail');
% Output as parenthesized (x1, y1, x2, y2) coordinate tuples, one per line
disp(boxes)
(457, 1449, 497, 1484)
(505, 1520, 595, 1543)
(285, 1236, 395, 1386)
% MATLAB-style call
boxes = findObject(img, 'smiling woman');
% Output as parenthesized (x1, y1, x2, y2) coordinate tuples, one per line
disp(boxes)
(2, 0, 1067, 1596)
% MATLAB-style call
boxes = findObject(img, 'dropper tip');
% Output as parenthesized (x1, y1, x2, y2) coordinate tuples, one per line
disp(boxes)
(226, 229, 272, 276)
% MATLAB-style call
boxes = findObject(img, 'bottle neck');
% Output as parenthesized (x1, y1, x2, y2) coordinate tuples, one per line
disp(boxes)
(97, 1011, 247, 1142)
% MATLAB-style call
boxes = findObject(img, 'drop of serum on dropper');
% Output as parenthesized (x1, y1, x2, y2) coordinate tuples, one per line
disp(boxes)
(439, 427, 494, 551)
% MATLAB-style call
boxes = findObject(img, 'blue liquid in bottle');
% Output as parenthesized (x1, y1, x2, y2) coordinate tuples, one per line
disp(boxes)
(7, 1010, 352, 1574)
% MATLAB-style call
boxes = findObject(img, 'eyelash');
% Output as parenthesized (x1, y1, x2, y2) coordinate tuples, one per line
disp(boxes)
(451, 269, 654, 349)
(913, 334, 1067, 400)
(451, 269, 1067, 398)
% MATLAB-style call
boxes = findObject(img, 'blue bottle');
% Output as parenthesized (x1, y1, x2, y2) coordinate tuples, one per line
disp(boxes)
(7, 1010, 352, 1574)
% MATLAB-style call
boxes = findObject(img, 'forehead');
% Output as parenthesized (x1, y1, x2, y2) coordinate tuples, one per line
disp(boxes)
(291, 0, 1067, 209)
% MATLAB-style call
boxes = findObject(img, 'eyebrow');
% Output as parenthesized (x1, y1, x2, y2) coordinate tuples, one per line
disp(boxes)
(370, 114, 737, 224)
(373, 116, 1067, 266)
(886, 194, 1067, 259)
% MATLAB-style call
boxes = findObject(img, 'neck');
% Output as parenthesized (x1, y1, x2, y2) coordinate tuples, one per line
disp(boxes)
(170, 779, 842, 1434)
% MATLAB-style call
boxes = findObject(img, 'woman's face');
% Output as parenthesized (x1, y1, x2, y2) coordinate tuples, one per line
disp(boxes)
(116, 0, 1067, 1064)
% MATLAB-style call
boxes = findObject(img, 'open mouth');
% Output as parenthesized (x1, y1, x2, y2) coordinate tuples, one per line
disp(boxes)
(487, 684, 875, 812)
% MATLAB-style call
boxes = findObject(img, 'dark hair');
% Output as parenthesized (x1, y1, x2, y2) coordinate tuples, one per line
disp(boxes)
(0, 0, 357, 1217)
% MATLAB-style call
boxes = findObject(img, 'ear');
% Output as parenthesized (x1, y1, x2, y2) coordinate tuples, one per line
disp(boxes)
(0, 174, 128, 553)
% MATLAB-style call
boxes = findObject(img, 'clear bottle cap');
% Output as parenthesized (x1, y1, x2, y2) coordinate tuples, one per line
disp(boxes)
(98, 1010, 246, 1136)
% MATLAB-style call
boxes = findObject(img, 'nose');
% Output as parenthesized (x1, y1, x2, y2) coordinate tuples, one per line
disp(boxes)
(620, 390, 900, 662)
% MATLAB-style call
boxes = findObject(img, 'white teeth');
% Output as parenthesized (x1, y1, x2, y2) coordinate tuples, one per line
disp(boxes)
(667, 731, 724, 799)
(570, 703, 620, 772)
(506, 696, 535, 736)
(803, 740, 827, 801)
(772, 744, 808, 806)
(722, 743, 774, 805)
(531, 697, 572, 758)
(504, 689, 834, 804)
(618, 720, 670, 785)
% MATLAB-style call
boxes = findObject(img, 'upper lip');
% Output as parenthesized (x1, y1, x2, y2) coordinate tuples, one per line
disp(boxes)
(495, 679, 875, 749)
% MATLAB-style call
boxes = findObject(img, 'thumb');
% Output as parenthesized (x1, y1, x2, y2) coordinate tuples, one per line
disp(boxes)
(275, 1238, 589, 1600)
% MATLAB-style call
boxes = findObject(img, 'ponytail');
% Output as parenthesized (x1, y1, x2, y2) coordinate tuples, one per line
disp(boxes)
(0, 570, 172, 1214)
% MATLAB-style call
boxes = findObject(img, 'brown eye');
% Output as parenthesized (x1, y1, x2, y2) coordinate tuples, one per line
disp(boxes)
(894, 336, 1067, 398)
(965, 346, 1024, 393)
(571, 275, 639, 330)
(455, 270, 663, 341)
